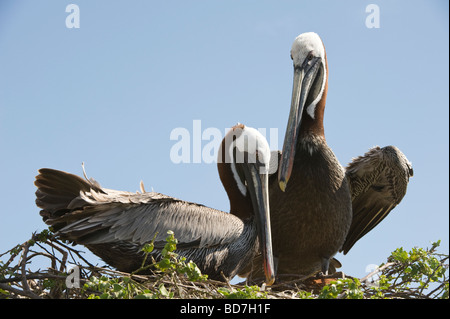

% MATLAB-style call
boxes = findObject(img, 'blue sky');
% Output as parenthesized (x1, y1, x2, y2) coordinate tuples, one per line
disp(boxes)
(0, 0, 448, 280)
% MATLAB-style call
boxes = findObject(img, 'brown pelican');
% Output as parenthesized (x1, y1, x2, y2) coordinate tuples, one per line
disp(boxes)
(243, 32, 413, 281)
(35, 124, 275, 285)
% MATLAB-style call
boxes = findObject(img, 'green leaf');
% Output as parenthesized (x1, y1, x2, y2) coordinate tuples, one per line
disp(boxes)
(158, 284, 170, 297)
(113, 283, 123, 292)
(141, 242, 154, 254)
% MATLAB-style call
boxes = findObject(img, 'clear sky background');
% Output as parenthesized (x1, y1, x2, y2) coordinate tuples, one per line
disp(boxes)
(0, 1, 448, 281)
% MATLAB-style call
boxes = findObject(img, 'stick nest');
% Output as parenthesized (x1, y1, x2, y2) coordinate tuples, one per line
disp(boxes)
(1, 231, 448, 299)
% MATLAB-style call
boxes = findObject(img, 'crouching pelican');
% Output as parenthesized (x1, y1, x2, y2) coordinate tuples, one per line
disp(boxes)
(243, 32, 413, 281)
(35, 124, 275, 285)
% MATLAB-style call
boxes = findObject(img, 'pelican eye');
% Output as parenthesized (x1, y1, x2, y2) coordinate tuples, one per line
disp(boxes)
(301, 51, 316, 69)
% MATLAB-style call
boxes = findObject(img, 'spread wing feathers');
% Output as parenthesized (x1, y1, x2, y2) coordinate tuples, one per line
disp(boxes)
(341, 146, 413, 254)
(35, 168, 245, 250)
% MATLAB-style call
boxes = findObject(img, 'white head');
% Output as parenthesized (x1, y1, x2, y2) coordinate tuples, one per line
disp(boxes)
(220, 124, 271, 196)
(290, 32, 327, 119)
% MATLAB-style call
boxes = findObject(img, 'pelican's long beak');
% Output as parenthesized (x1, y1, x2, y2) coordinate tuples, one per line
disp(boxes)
(278, 58, 321, 192)
(242, 162, 275, 285)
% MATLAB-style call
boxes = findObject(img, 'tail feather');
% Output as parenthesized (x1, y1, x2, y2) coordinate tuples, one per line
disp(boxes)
(34, 168, 104, 225)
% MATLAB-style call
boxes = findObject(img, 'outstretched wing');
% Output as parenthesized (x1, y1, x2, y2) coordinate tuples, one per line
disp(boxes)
(35, 168, 245, 250)
(341, 146, 413, 254)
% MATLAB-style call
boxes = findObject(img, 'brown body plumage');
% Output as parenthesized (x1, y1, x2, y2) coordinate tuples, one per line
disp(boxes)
(244, 32, 413, 281)
(269, 135, 352, 277)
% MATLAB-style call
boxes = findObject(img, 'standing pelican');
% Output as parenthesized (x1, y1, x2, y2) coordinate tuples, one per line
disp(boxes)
(35, 124, 275, 285)
(244, 32, 412, 281)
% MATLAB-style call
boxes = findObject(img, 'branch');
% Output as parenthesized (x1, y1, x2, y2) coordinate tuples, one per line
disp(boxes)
(0, 282, 42, 299)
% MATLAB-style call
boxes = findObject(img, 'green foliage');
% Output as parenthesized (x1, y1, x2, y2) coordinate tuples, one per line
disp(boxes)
(83, 230, 207, 299)
(218, 285, 268, 299)
(296, 290, 315, 299)
(83, 275, 168, 299)
(299, 240, 448, 299)
(363, 240, 449, 299)
(318, 278, 364, 299)
(1, 230, 448, 299)
(135, 230, 208, 282)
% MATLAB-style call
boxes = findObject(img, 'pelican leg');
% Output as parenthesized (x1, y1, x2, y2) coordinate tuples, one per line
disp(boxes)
(320, 257, 330, 276)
